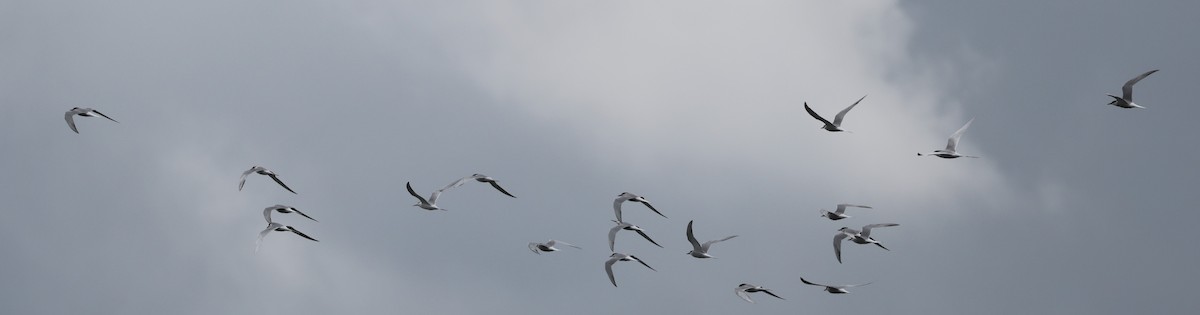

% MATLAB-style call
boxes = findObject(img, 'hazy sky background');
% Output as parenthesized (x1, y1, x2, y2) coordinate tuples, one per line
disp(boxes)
(2, 1, 1198, 314)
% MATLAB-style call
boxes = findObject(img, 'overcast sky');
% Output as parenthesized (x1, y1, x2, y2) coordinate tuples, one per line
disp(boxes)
(2, 1, 1198, 314)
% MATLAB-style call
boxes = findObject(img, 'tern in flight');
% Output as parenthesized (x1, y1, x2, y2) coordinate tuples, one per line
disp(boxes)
(604, 252, 656, 287)
(735, 283, 786, 303)
(820, 203, 874, 221)
(256, 222, 318, 252)
(263, 204, 318, 224)
(406, 182, 448, 211)
(801, 277, 872, 294)
(239, 166, 298, 194)
(803, 95, 866, 132)
(528, 239, 582, 254)
(614, 192, 666, 222)
(833, 223, 899, 263)
(608, 220, 664, 251)
(441, 174, 517, 198)
(918, 118, 977, 159)
(64, 107, 119, 133)
(1107, 69, 1159, 109)
(685, 220, 738, 259)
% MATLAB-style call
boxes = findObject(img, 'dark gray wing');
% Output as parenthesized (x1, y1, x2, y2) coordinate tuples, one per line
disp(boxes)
(804, 102, 835, 129)
(635, 229, 663, 248)
(268, 174, 297, 194)
(686, 220, 702, 251)
(762, 289, 785, 300)
(288, 227, 319, 242)
(630, 255, 655, 271)
(291, 207, 318, 222)
(406, 182, 430, 205)
(488, 181, 516, 198)
(639, 200, 666, 218)
(91, 110, 119, 123)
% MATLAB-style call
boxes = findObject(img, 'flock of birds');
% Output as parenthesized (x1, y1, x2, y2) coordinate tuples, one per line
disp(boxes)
(60, 69, 1161, 303)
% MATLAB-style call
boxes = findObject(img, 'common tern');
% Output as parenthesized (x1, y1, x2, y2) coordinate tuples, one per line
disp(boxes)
(918, 118, 977, 159)
(406, 181, 447, 211)
(735, 283, 785, 303)
(64, 107, 118, 134)
(820, 204, 873, 221)
(528, 239, 582, 254)
(604, 252, 655, 287)
(441, 174, 517, 198)
(803, 95, 866, 132)
(608, 220, 664, 251)
(1107, 69, 1158, 109)
(256, 222, 318, 252)
(614, 192, 666, 222)
(686, 220, 738, 259)
(800, 277, 871, 294)
(263, 204, 318, 224)
(833, 223, 899, 263)
(239, 166, 298, 194)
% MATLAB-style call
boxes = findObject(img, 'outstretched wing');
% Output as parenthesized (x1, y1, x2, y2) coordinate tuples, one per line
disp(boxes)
(735, 288, 755, 303)
(630, 255, 655, 271)
(605, 258, 619, 287)
(291, 207, 318, 222)
(762, 289, 785, 300)
(833, 233, 849, 263)
(262, 207, 274, 224)
(804, 102, 834, 128)
(634, 229, 663, 248)
(528, 243, 541, 254)
(439, 176, 474, 192)
(833, 282, 873, 289)
(638, 200, 666, 219)
(835, 204, 872, 214)
(701, 235, 738, 252)
(406, 182, 430, 205)
(239, 167, 256, 191)
(488, 181, 516, 198)
(91, 110, 119, 123)
(801, 277, 829, 287)
(1123, 69, 1159, 100)
(686, 220, 702, 251)
(255, 225, 274, 253)
(945, 118, 974, 152)
(64, 111, 79, 133)
(289, 227, 319, 242)
(608, 224, 622, 252)
(612, 195, 629, 222)
(832, 95, 866, 127)
(552, 240, 581, 249)
(859, 223, 899, 238)
(268, 174, 298, 194)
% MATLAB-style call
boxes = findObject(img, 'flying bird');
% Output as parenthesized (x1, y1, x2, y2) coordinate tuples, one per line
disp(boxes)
(803, 95, 866, 132)
(833, 223, 899, 263)
(263, 204, 318, 224)
(256, 222, 318, 252)
(800, 277, 872, 294)
(406, 181, 447, 211)
(440, 174, 517, 198)
(735, 283, 786, 303)
(528, 239, 582, 254)
(604, 252, 656, 287)
(685, 220, 738, 259)
(820, 203, 874, 221)
(1106, 69, 1159, 109)
(613, 192, 666, 222)
(918, 118, 977, 159)
(64, 107, 119, 133)
(239, 166, 298, 194)
(608, 220, 664, 251)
